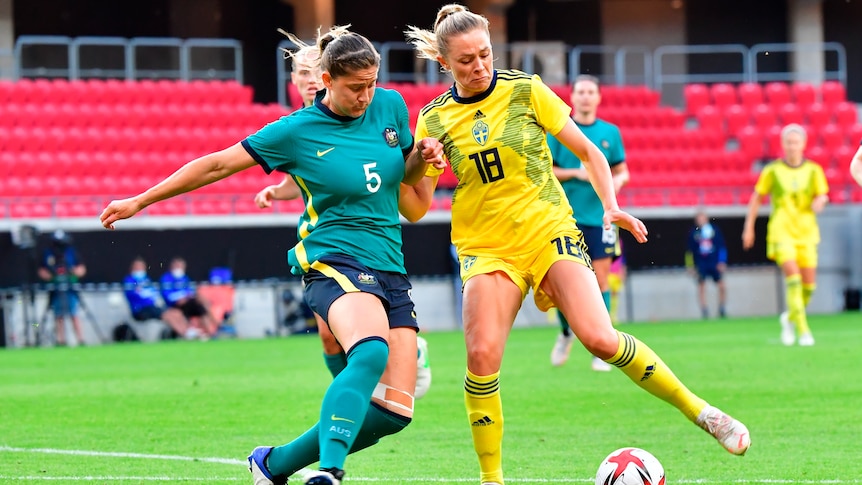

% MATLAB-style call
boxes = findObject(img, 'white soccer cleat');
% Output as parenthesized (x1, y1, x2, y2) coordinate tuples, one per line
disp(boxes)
(550, 333, 574, 366)
(696, 405, 751, 455)
(798, 332, 815, 346)
(779, 311, 795, 346)
(591, 355, 613, 372)
(415, 335, 432, 399)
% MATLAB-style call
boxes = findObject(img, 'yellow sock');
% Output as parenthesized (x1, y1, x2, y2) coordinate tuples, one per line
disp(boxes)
(786, 275, 811, 334)
(802, 283, 816, 307)
(607, 331, 707, 422)
(465, 369, 504, 485)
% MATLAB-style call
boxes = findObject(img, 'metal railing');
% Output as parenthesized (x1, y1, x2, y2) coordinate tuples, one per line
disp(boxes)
(12, 35, 243, 82)
(2, 36, 850, 106)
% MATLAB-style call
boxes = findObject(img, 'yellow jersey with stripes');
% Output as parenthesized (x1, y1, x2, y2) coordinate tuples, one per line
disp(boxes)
(754, 159, 829, 245)
(415, 69, 574, 258)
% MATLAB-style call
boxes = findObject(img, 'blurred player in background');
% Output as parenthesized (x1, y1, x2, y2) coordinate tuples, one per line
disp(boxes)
(255, 41, 432, 398)
(546, 74, 630, 371)
(685, 210, 728, 319)
(407, 5, 749, 484)
(743, 124, 829, 346)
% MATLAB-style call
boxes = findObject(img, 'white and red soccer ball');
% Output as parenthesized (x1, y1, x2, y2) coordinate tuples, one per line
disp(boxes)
(595, 447, 665, 485)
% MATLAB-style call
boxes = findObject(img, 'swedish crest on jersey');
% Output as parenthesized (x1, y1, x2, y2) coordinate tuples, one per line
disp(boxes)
(472, 120, 489, 146)
(383, 127, 399, 147)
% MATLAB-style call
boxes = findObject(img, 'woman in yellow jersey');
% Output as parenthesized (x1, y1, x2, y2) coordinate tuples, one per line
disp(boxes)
(743, 124, 829, 346)
(406, 5, 750, 485)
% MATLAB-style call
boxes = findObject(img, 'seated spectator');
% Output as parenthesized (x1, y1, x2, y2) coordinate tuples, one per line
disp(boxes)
(160, 257, 218, 337)
(123, 256, 200, 339)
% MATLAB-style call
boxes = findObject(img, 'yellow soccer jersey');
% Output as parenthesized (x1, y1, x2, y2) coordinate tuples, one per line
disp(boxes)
(415, 70, 573, 257)
(754, 159, 829, 245)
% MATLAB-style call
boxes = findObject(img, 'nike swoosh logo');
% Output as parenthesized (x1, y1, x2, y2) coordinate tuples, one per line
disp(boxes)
(331, 414, 355, 423)
(317, 147, 335, 157)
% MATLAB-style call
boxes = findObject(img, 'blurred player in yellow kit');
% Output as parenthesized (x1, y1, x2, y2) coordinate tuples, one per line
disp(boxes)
(743, 123, 829, 346)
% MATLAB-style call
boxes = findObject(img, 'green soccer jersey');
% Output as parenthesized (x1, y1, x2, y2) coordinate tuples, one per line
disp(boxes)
(546, 118, 625, 227)
(242, 87, 414, 274)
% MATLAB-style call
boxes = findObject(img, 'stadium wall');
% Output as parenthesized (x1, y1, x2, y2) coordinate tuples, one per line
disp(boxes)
(1, 206, 859, 347)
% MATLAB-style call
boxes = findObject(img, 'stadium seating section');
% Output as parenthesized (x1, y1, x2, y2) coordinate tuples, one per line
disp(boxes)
(1, 78, 860, 219)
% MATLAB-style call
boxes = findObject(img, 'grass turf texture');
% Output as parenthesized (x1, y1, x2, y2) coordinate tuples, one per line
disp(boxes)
(1, 313, 860, 484)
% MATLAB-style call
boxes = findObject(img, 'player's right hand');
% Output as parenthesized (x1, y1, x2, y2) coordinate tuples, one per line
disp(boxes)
(605, 209, 648, 243)
(741, 228, 755, 250)
(254, 186, 276, 209)
(100, 197, 144, 230)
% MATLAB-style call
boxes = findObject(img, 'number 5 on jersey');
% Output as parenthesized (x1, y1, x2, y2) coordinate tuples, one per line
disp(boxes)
(364, 162, 381, 193)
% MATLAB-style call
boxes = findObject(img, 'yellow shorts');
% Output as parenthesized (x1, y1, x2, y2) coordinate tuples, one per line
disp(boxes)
(767, 241, 818, 268)
(458, 227, 592, 312)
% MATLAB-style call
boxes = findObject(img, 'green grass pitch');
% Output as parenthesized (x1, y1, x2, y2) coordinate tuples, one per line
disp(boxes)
(1, 313, 861, 484)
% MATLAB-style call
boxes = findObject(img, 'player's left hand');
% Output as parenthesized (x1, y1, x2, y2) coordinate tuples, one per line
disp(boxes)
(417, 137, 447, 170)
(100, 197, 144, 230)
(604, 209, 648, 243)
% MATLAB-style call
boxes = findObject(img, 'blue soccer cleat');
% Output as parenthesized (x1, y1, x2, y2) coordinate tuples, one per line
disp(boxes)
(248, 446, 288, 485)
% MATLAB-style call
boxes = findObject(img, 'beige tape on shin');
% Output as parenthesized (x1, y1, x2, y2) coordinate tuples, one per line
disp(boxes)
(372, 383, 414, 416)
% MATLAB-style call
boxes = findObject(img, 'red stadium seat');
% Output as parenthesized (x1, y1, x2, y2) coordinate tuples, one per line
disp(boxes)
(805, 146, 829, 166)
(736, 125, 766, 161)
(847, 124, 862, 146)
(819, 124, 845, 152)
(764, 82, 791, 107)
(805, 103, 831, 131)
(696, 105, 723, 132)
(724, 104, 750, 135)
(820, 81, 846, 107)
(146, 198, 189, 216)
(709, 83, 736, 111)
(834, 102, 858, 129)
(667, 189, 702, 207)
(10, 199, 53, 219)
(703, 188, 739, 206)
(751, 104, 777, 130)
(683, 84, 710, 117)
(765, 125, 784, 158)
(778, 103, 804, 126)
(628, 191, 665, 207)
(737, 83, 763, 109)
(833, 145, 856, 169)
(791, 82, 817, 108)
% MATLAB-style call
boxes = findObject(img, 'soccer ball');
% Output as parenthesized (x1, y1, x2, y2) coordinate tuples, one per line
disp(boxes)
(595, 447, 665, 485)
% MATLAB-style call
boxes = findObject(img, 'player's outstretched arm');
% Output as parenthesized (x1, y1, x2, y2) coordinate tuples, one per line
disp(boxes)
(850, 145, 862, 187)
(255, 175, 302, 208)
(100, 143, 257, 229)
(553, 119, 618, 213)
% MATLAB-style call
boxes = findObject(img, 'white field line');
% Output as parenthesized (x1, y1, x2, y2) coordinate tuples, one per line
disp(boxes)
(1, 446, 861, 483)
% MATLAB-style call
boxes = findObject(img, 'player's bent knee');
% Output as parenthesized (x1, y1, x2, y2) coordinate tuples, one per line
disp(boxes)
(372, 382, 414, 418)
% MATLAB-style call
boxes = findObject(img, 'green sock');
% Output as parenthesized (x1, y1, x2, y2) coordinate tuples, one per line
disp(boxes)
(785, 275, 810, 334)
(802, 283, 816, 307)
(558, 310, 571, 337)
(323, 352, 347, 378)
(319, 337, 389, 471)
(266, 403, 411, 477)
